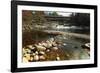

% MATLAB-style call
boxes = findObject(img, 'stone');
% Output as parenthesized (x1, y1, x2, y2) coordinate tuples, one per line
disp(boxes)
(35, 51, 38, 55)
(30, 57, 34, 61)
(49, 38, 54, 43)
(23, 48, 31, 54)
(46, 40, 52, 48)
(26, 49, 31, 54)
(41, 42, 47, 47)
(39, 51, 45, 55)
(33, 55, 39, 61)
(27, 45, 33, 49)
(56, 56, 60, 61)
(52, 42, 57, 47)
(85, 43, 90, 48)
(32, 53, 36, 56)
(63, 43, 67, 46)
(38, 43, 42, 46)
(81, 43, 90, 50)
(24, 54, 30, 60)
(31, 48, 37, 53)
(23, 48, 26, 54)
(46, 49, 50, 52)
(39, 55, 45, 60)
(31, 47, 35, 50)
(23, 57, 28, 63)
(35, 45, 46, 51)
(52, 47, 58, 50)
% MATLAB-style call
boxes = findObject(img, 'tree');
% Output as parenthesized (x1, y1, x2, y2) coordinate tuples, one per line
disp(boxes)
(32, 11, 47, 25)
(22, 10, 33, 31)
(69, 13, 90, 27)
(49, 12, 59, 16)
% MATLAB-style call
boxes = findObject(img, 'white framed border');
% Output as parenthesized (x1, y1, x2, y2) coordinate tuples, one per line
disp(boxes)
(17, 5, 94, 68)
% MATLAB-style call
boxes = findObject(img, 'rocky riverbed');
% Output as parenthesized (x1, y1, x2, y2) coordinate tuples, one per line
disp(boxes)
(22, 30, 90, 63)
(22, 38, 69, 62)
(22, 36, 90, 63)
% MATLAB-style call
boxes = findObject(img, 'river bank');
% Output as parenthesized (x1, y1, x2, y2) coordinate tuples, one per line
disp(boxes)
(22, 29, 90, 62)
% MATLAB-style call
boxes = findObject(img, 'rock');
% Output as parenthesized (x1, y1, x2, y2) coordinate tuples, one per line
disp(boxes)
(46, 49, 50, 52)
(39, 55, 45, 60)
(35, 45, 46, 51)
(46, 40, 50, 43)
(32, 53, 36, 56)
(23, 57, 28, 63)
(23, 47, 32, 54)
(31, 47, 35, 50)
(33, 55, 39, 61)
(24, 54, 30, 60)
(49, 38, 54, 43)
(30, 57, 34, 61)
(39, 51, 45, 55)
(31, 48, 37, 53)
(38, 43, 42, 46)
(23, 48, 26, 54)
(35, 51, 39, 55)
(41, 42, 48, 47)
(56, 41, 62, 44)
(27, 45, 33, 49)
(85, 43, 90, 48)
(52, 42, 57, 47)
(56, 56, 60, 61)
(81, 43, 90, 50)
(46, 40, 52, 48)
(26, 49, 31, 54)
(52, 47, 58, 50)
(63, 43, 67, 46)
(47, 43, 52, 48)
(66, 54, 70, 57)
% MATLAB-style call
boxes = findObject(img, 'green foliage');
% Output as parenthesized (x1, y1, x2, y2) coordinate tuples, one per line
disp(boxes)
(48, 12, 59, 16)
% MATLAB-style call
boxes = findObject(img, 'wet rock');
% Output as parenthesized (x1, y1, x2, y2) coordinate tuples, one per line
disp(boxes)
(30, 57, 34, 61)
(63, 43, 67, 46)
(46, 49, 50, 52)
(23, 57, 28, 63)
(27, 45, 33, 49)
(35, 51, 39, 55)
(52, 42, 57, 47)
(52, 47, 58, 50)
(24, 54, 30, 60)
(38, 43, 42, 46)
(56, 56, 60, 61)
(39, 55, 45, 60)
(32, 53, 36, 56)
(35, 45, 46, 51)
(39, 51, 45, 55)
(66, 54, 70, 57)
(23, 48, 26, 54)
(33, 55, 39, 61)
(41, 42, 48, 47)
(31, 46, 35, 50)
(46, 41, 52, 48)
(49, 38, 55, 43)
(81, 43, 90, 50)
(31, 48, 37, 53)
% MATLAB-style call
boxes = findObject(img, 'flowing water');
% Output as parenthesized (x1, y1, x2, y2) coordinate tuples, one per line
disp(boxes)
(23, 27, 90, 60)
